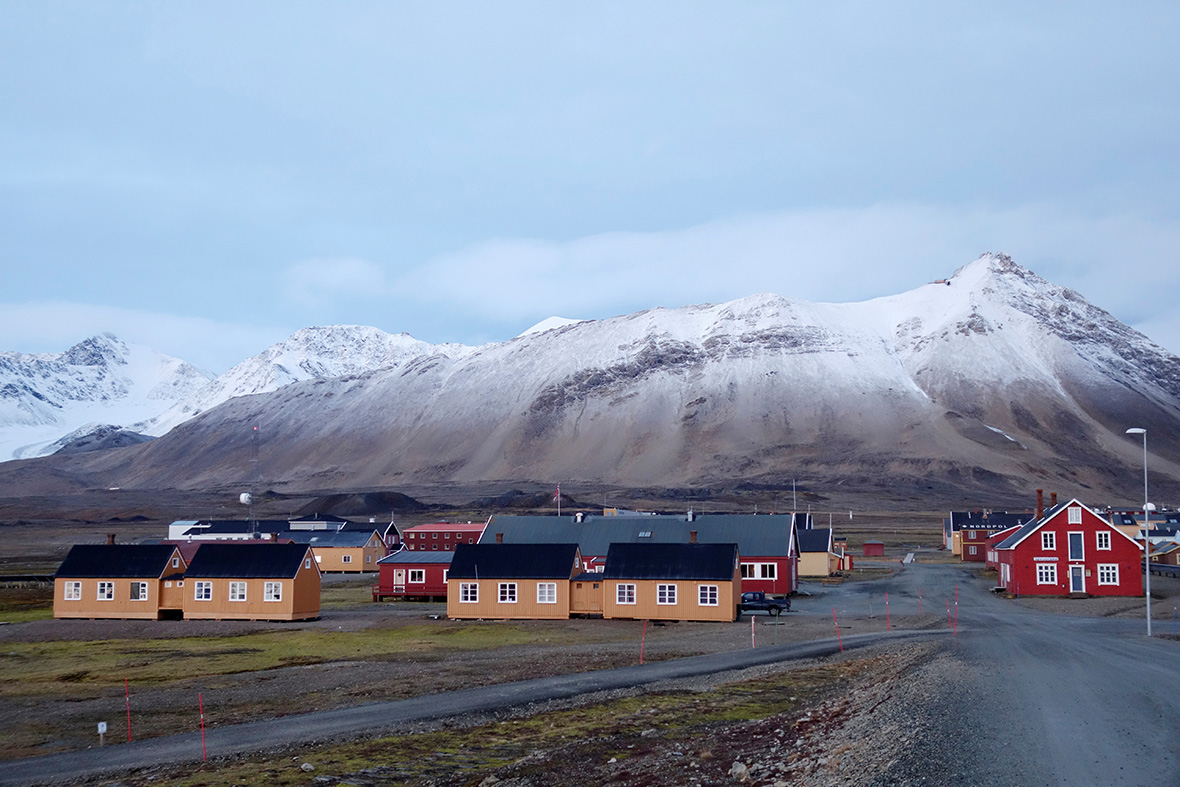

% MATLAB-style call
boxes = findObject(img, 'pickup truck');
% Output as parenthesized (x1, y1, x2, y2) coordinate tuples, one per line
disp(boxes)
(739, 591, 790, 616)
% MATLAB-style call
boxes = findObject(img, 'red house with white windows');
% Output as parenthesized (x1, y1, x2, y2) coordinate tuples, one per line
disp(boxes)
(993, 499, 1143, 597)
(373, 550, 453, 601)
(402, 522, 487, 553)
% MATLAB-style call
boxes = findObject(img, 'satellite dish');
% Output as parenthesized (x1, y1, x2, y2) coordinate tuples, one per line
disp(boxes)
(239, 492, 253, 506)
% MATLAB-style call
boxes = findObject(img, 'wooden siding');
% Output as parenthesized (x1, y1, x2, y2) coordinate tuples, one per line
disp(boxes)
(798, 552, 832, 577)
(446, 578, 571, 620)
(54, 578, 161, 620)
(602, 574, 740, 622)
(570, 576, 604, 614)
(183, 568, 320, 621)
(312, 542, 385, 573)
(376, 563, 449, 599)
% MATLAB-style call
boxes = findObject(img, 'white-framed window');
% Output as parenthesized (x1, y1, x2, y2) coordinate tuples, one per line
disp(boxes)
(305, 557, 313, 569)
(264, 582, 282, 602)
(537, 582, 557, 604)
(1097, 564, 1119, 585)
(460, 582, 478, 603)
(1068, 506, 1082, 524)
(172, 557, 180, 568)
(616, 583, 637, 605)
(1041, 531, 1056, 551)
(741, 563, 777, 580)
(1036, 563, 1057, 585)
(129, 581, 149, 601)
(442, 569, 448, 583)
(498, 582, 517, 603)
(315, 555, 322, 564)
(408, 569, 425, 583)
(760, 563, 777, 580)
(657, 584, 677, 605)
(968, 545, 978, 555)
(97, 581, 114, 601)
(342, 554, 352, 564)
(1096, 531, 1111, 550)
(229, 581, 248, 602)
(194, 581, 212, 601)
(698, 585, 719, 606)
(64, 581, 81, 600)
(366, 554, 372, 564)
(740, 563, 754, 578)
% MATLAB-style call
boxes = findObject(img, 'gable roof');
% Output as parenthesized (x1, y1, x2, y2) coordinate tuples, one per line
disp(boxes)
(280, 530, 381, 548)
(184, 543, 314, 579)
(797, 528, 833, 553)
(994, 499, 1135, 551)
(483, 513, 796, 557)
(56, 544, 181, 579)
(448, 543, 580, 580)
(604, 542, 739, 581)
(377, 550, 456, 565)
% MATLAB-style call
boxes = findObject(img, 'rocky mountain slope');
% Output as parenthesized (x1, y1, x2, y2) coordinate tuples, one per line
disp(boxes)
(3, 254, 1178, 505)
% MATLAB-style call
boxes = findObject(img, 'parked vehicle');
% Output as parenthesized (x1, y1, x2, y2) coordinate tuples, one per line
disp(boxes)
(739, 590, 790, 616)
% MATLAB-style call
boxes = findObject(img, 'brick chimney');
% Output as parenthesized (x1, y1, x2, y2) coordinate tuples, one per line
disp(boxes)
(689, 530, 698, 544)
(1051, 492, 1058, 508)
(495, 532, 503, 544)
(107, 533, 116, 545)
(1036, 489, 1044, 521)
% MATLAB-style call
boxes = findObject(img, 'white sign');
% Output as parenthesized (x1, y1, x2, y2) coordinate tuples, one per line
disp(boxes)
(97, 722, 107, 735)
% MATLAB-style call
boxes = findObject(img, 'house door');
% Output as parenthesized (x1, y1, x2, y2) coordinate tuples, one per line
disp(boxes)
(394, 569, 406, 592)
(1070, 565, 1085, 593)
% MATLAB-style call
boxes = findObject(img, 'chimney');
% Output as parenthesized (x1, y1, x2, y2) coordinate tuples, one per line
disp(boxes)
(575, 512, 584, 524)
(1051, 492, 1058, 508)
(495, 533, 503, 544)
(107, 533, 116, 545)
(690, 530, 698, 544)
(1036, 489, 1044, 521)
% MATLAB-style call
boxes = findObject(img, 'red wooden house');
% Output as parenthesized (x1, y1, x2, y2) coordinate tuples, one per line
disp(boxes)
(993, 499, 1143, 597)
(373, 550, 453, 601)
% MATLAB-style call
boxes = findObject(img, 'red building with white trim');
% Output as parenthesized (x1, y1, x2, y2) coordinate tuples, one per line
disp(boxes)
(994, 499, 1142, 597)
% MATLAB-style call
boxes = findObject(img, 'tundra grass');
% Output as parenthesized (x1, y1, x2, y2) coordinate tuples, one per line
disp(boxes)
(0, 623, 589, 698)
(0, 583, 53, 622)
(122, 656, 872, 787)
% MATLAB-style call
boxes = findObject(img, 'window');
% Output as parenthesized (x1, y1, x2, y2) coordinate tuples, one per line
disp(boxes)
(366, 555, 372, 564)
(97, 581, 114, 601)
(460, 583, 478, 603)
(760, 564, 777, 580)
(537, 582, 557, 604)
(498, 582, 517, 603)
(1041, 532, 1056, 551)
(264, 582, 282, 602)
(408, 533, 415, 539)
(342, 554, 352, 564)
(616, 583, 637, 605)
(194, 581, 212, 601)
(1097, 564, 1119, 585)
(64, 581, 81, 600)
(305, 557, 313, 569)
(432, 544, 438, 550)
(698, 585, 719, 606)
(1068, 533, 1084, 561)
(315, 555, 322, 563)
(968, 530, 977, 539)
(657, 584, 677, 605)
(443, 570, 448, 583)
(740, 563, 754, 579)
(968, 545, 978, 555)
(1068, 506, 1082, 524)
(129, 581, 149, 601)
(172, 557, 180, 568)
(741, 563, 776, 580)
(229, 582, 247, 602)
(433, 533, 438, 539)
(1036, 563, 1057, 585)
(1096, 531, 1111, 550)
(408, 569, 425, 584)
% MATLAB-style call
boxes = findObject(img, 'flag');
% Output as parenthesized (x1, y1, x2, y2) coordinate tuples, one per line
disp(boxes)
(554, 485, 561, 501)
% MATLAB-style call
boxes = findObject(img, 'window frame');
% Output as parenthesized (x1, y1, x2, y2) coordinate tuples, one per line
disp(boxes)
(1068, 506, 1082, 525)
(537, 582, 557, 604)
(64, 581, 82, 601)
(498, 582, 518, 603)
(129, 581, 149, 601)
(408, 569, 426, 584)
(459, 582, 479, 603)
(657, 583, 678, 605)
(1036, 563, 1057, 585)
(1096, 531, 1111, 551)
(698, 584, 719, 606)
(194, 581, 213, 601)
(616, 583, 637, 605)
(341, 554, 352, 564)
(228, 581, 248, 602)
(264, 581, 283, 602)
(1096, 564, 1119, 585)
(97, 581, 114, 601)
(1041, 531, 1056, 551)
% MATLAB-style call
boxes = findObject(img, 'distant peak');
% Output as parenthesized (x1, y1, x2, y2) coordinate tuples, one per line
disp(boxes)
(518, 317, 585, 338)
(61, 334, 128, 367)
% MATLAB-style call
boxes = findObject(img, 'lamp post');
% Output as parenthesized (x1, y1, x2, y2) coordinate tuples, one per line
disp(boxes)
(1126, 427, 1151, 636)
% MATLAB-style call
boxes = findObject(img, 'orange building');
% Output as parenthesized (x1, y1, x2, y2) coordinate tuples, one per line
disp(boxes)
(447, 543, 582, 620)
(181, 542, 321, 621)
(602, 542, 741, 622)
(54, 544, 187, 620)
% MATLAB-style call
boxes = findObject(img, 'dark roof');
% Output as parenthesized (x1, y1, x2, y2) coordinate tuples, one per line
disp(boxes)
(56, 544, 180, 579)
(185, 543, 312, 579)
(280, 530, 380, 548)
(448, 543, 580, 580)
(376, 550, 456, 565)
(797, 528, 833, 553)
(604, 542, 738, 581)
(483, 513, 795, 557)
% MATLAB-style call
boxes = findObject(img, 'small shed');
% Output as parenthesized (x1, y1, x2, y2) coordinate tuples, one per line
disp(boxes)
(374, 550, 453, 600)
(862, 541, 885, 557)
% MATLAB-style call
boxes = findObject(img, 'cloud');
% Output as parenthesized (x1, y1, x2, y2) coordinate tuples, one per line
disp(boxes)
(284, 257, 388, 307)
(0, 302, 287, 374)
(392, 203, 1180, 356)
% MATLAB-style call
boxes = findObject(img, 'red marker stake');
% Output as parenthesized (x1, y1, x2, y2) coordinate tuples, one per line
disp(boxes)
(125, 678, 131, 742)
(832, 607, 843, 652)
(199, 692, 207, 762)
(639, 620, 647, 665)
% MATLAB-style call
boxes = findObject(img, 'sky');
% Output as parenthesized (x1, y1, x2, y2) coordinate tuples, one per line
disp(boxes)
(3, 1, 1179, 373)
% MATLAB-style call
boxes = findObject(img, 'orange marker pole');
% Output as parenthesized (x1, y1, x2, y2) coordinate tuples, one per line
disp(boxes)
(832, 607, 843, 652)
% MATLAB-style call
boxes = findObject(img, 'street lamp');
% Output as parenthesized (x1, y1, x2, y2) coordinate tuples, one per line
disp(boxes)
(1126, 427, 1151, 636)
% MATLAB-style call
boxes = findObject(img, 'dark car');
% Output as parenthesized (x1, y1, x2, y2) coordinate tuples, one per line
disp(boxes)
(739, 590, 790, 616)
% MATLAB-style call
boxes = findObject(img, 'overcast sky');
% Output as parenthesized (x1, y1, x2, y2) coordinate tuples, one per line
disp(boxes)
(3, 2, 1179, 373)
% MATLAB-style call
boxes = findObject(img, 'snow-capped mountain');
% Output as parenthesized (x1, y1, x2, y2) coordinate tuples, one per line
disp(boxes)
(0, 334, 210, 460)
(16, 253, 1177, 504)
(140, 325, 477, 435)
